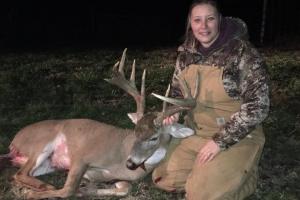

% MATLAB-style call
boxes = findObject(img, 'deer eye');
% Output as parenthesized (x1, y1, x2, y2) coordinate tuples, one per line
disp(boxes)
(149, 136, 159, 141)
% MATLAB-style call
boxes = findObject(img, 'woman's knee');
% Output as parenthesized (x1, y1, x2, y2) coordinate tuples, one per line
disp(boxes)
(152, 171, 177, 192)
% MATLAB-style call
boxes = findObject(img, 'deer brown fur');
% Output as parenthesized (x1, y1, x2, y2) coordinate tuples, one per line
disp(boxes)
(0, 49, 198, 199)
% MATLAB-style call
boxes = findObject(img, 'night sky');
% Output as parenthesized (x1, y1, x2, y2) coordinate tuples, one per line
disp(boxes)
(0, 0, 299, 49)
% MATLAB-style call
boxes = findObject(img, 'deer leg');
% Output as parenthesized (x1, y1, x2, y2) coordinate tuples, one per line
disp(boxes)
(13, 158, 56, 192)
(77, 181, 132, 197)
(98, 181, 132, 196)
(26, 162, 88, 199)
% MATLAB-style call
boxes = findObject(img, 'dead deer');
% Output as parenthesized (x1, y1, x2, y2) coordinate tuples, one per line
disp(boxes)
(0, 49, 199, 199)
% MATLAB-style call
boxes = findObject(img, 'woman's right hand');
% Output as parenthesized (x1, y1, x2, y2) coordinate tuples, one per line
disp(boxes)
(163, 113, 180, 125)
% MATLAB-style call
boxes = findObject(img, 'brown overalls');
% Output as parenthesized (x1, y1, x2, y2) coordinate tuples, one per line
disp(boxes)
(153, 64, 265, 200)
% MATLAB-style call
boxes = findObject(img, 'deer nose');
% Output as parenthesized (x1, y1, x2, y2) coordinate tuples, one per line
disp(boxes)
(126, 158, 139, 170)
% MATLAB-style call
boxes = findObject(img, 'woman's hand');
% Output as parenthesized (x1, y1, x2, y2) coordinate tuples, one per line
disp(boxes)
(197, 139, 221, 166)
(163, 113, 179, 125)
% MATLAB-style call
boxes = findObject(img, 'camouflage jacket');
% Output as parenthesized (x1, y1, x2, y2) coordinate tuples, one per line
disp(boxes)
(171, 17, 270, 149)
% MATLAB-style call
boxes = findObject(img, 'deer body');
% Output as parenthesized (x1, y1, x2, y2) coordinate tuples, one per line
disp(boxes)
(7, 118, 188, 199)
(10, 119, 146, 179)
(1, 49, 198, 199)
(5, 119, 162, 198)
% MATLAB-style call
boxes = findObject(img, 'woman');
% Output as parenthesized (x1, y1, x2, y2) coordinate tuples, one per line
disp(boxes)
(152, 0, 269, 199)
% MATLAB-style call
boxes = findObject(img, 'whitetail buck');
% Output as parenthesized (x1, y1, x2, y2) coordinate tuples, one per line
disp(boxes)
(0, 49, 199, 199)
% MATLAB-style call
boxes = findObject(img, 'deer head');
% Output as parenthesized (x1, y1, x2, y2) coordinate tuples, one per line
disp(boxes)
(105, 49, 199, 171)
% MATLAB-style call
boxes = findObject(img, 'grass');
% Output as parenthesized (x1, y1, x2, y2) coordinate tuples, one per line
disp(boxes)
(0, 47, 299, 199)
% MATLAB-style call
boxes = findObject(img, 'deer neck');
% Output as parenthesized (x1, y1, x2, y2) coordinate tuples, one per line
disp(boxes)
(121, 130, 137, 160)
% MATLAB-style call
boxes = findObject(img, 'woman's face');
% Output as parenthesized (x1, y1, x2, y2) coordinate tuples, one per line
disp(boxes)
(190, 4, 220, 48)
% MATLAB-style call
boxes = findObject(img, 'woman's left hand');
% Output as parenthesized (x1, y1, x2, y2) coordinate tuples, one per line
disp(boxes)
(197, 139, 221, 166)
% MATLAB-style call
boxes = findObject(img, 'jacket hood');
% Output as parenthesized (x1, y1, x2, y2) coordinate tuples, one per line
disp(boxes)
(179, 17, 248, 55)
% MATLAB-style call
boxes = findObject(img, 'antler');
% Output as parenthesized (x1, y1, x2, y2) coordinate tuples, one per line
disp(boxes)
(105, 48, 146, 119)
(152, 73, 199, 126)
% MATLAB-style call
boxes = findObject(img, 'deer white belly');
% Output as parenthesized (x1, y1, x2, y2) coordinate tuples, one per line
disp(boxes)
(27, 133, 71, 176)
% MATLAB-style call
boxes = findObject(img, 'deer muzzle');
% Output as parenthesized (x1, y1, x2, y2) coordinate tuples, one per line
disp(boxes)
(126, 158, 146, 171)
(126, 158, 139, 170)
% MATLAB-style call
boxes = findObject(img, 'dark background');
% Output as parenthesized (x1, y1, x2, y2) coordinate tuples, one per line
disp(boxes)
(1, 0, 299, 50)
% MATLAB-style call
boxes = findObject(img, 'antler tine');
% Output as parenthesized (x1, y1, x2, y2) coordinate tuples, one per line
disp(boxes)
(162, 84, 171, 113)
(152, 73, 200, 125)
(140, 69, 146, 114)
(153, 73, 200, 108)
(151, 93, 196, 109)
(105, 48, 145, 116)
(113, 61, 120, 71)
(118, 48, 127, 76)
(174, 74, 192, 99)
(130, 59, 136, 82)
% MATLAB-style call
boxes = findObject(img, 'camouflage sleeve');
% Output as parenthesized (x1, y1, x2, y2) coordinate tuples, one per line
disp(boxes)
(212, 44, 270, 150)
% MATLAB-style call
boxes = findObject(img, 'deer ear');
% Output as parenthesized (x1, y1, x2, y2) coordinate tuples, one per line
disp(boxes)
(168, 123, 194, 138)
(127, 113, 143, 124)
(144, 147, 167, 166)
